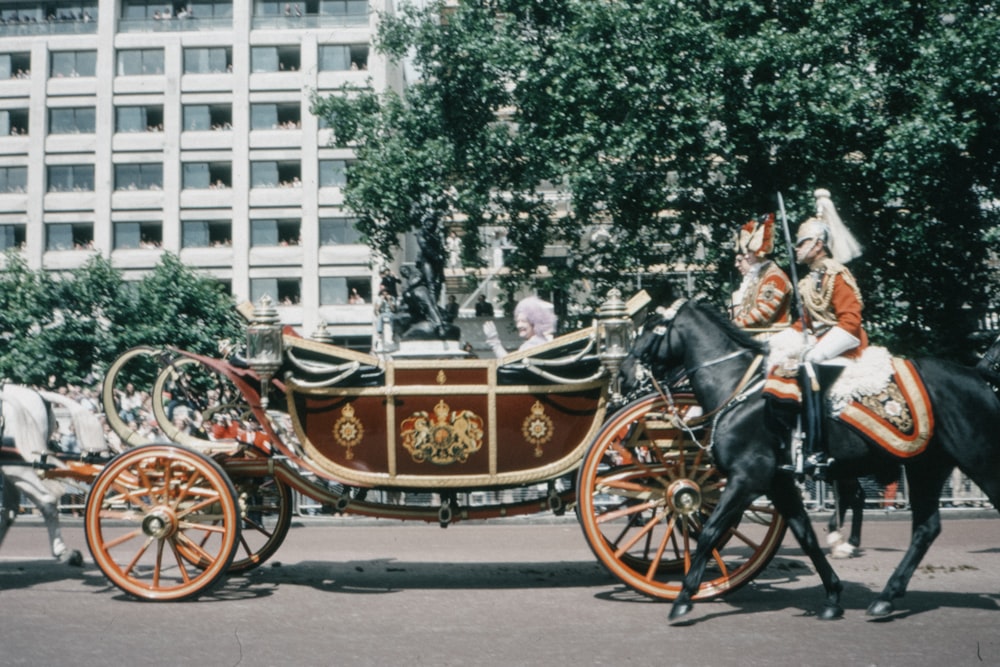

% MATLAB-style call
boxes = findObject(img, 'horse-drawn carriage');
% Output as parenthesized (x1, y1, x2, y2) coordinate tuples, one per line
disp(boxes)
(81, 289, 787, 602)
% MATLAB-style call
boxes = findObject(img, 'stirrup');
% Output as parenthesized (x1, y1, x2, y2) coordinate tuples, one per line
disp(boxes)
(803, 453, 831, 480)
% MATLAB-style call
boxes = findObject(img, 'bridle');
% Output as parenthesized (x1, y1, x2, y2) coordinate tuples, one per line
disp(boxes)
(638, 298, 766, 446)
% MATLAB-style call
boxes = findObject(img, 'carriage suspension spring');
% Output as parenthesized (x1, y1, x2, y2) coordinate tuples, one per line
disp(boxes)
(438, 498, 453, 528)
(546, 481, 565, 516)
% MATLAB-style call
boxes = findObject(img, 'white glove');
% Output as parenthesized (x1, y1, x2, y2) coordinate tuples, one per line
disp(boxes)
(805, 326, 860, 363)
(482, 321, 507, 357)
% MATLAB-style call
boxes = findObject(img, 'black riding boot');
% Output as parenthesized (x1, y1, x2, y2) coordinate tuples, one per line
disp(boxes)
(799, 365, 828, 477)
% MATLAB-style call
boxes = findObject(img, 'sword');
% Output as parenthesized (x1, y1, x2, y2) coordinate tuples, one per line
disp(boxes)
(777, 193, 819, 391)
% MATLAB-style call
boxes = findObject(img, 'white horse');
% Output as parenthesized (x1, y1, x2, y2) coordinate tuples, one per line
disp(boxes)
(0, 385, 107, 566)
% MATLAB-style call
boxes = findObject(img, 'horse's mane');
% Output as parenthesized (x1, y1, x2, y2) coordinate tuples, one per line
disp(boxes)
(686, 300, 768, 355)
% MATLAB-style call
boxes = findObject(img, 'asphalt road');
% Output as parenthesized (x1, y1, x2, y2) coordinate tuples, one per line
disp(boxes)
(1, 511, 998, 667)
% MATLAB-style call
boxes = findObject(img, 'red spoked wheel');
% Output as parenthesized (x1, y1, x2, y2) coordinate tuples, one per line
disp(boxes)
(577, 393, 786, 600)
(226, 471, 292, 573)
(85, 445, 241, 601)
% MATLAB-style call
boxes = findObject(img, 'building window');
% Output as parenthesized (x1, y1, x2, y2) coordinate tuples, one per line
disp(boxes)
(183, 104, 232, 131)
(188, 1, 234, 18)
(250, 46, 300, 72)
(0, 109, 29, 135)
(46, 223, 93, 251)
(251, 277, 300, 305)
(122, 1, 232, 18)
(251, 219, 300, 247)
(182, 220, 231, 248)
(250, 103, 301, 130)
(114, 221, 162, 249)
(318, 44, 368, 71)
(116, 48, 164, 76)
(320, 276, 369, 305)
(319, 1, 368, 16)
(0, 224, 25, 250)
(255, 1, 366, 17)
(1, 52, 31, 79)
(114, 163, 163, 191)
(116, 106, 164, 133)
(318, 160, 348, 188)
(184, 47, 232, 74)
(47, 165, 94, 192)
(50, 50, 96, 78)
(3, 3, 98, 25)
(319, 217, 361, 245)
(0, 166, 28, 193)
(182, 162, 231, 189)
(251, 161, 300, 188)
(49, 107, 96, 134)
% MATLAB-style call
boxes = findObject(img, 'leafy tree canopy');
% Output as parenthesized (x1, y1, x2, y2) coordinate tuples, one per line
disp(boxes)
(314, 0, 1000, 360)
(0, 252, 244, 387)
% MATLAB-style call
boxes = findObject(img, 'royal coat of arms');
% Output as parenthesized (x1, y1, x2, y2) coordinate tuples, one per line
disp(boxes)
(400, 400, 485, 465)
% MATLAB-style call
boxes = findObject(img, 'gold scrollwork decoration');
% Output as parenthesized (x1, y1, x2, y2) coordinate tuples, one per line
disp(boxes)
(522, 400, 554, 458)
(332, 403, 364, 460)
(400, 400, 484, 465)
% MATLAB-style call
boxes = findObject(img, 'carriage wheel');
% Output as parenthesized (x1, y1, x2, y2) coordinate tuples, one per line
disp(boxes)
(225, 471, 292, 572)
(577, 393, 786, 601)
(84, 445, 241, 601)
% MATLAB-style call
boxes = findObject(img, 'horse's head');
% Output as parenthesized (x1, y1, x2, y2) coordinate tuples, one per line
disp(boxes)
(619, 298, 689, 397)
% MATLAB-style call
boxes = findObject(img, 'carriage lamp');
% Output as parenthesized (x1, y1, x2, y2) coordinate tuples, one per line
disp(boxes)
(246, 294, 284, 409)
(598, 288, 634, 400)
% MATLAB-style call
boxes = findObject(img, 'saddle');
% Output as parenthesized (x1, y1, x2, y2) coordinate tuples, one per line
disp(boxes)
(764, 347, 935, 458)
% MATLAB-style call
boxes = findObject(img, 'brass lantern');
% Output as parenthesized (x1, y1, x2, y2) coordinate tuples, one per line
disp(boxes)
(598, 288, 633, 401)
(246, 294, 283, 409)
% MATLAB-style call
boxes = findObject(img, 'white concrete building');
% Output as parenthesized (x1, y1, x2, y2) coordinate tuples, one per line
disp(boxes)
(0, 1, 399, 346)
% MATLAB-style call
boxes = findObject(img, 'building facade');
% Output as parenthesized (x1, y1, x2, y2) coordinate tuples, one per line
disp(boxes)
(1, 0, 398, 345)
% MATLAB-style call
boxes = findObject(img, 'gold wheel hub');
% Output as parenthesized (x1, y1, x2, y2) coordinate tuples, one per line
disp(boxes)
(141, 508, 177, 539)
(666, 479, 702, 517)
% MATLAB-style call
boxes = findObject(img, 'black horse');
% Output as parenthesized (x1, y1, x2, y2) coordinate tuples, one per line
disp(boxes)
(621, 298, 1000, 621)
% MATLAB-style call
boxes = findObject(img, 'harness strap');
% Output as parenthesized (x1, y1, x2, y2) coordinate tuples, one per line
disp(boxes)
(651, 354, 765, 431)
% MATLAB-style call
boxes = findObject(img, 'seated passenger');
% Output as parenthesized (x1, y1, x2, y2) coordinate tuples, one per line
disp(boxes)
(483, 296, 557, 357)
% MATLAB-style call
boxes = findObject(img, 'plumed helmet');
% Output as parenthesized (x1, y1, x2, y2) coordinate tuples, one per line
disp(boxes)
(795, 216, 829, 245)
(735, 213, 776, 257)
(795, 189, 862, 263)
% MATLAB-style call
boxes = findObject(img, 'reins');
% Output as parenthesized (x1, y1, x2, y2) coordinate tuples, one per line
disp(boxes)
(650, 354, 764, 438)
(641, 298, 766, 447)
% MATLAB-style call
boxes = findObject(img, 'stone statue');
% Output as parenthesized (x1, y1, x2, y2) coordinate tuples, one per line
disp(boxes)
(393, 203, 460, 341)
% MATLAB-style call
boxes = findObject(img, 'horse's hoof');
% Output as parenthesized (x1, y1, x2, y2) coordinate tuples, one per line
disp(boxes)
(826, 530, 843, 547)
(831, 542, 857, 559)
(818, 604, 844, 620)
(59, 549, 84, 567)
(669, 601, 694, 624)
(866, 600, 894, 617)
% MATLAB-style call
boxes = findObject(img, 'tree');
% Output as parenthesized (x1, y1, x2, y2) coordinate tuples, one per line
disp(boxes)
(0, 251, 58, 384)
(0, 253, 244, 387)
(314, 0, 1000, 360)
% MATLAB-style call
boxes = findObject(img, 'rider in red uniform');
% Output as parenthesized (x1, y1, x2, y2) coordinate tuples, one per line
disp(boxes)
(732, 213, 792, 332)
(766, 189, 866, 475)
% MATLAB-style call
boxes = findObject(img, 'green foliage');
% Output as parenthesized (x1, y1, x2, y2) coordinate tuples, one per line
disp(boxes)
(314, 0, 1000, 360)
(0, 253, 244, 387)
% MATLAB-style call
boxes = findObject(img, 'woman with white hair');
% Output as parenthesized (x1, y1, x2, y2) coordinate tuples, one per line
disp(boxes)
(483, 296, 557, 357)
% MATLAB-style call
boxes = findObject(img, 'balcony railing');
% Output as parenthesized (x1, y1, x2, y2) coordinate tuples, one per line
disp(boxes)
(117, 16, 234, 33)
(251, 13, 369, 30)
(0, 19, 97, 36)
